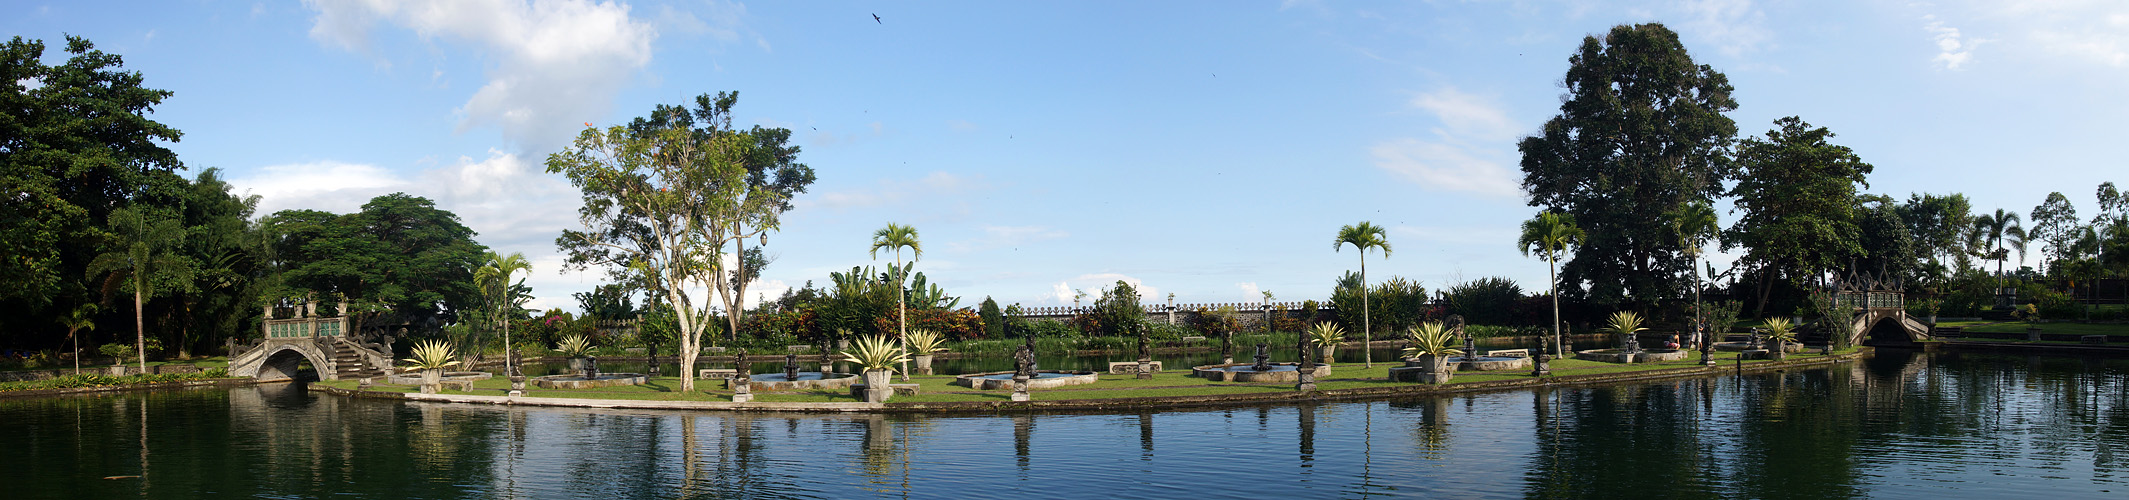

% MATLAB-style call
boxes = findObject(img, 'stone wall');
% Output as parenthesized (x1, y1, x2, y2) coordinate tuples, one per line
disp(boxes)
(1016, 301, 1339, 329)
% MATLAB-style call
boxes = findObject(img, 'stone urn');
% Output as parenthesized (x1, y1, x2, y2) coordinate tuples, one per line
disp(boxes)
(861, 369, 893, 403)
(1318, 344, 1337, 362)
(2026, 326, 2042, 342)
(913, 354, 934, 375)
(1417, 354, 1453, 384)
(568, 356, 595, 376)
(420, 368, 443, 394)
(1764, 340, 1786, 361)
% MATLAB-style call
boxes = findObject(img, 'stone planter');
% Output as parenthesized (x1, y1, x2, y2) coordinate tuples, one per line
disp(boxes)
(420, 368, 442, 394)
(1764, 340, 1786, 361)
(1318, 345, 1337, 361)
(913, 354, 934, 375)
(861, 369, 893, 403)
(568, 356, 595, 375)
(2026, 327, 2042, 342)
(1419, 355, 1453, 384)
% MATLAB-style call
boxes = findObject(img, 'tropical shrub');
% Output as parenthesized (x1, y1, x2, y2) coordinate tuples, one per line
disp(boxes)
(1023, 319, 1079, 338)
(871, 308, 983, 340)
(1308, 322, 1346, 346)
(1444, 276, 1523, 326)
(1400, 322, 1463, 359)
(1087, 280, 1146, 337)
(1188, 306, 1241, 338)
(1144, 322, 1191, 342)
(839, 335, 909, 373)
(1331, 273, 1430, 333)
(1761, 317, 1797, 343)
(555, 334, 593, 357)
(978, 297, 1006, 338)
(906, 329, 946, 355)
(1596, 311, 1649, 347)
(402, 340, 460, 370)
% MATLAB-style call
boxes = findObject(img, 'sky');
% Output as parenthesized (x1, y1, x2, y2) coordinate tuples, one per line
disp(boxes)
(9, 0, 2128, 314)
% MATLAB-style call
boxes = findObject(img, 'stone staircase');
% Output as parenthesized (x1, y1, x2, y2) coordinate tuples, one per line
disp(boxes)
(328, 339, 391, 380)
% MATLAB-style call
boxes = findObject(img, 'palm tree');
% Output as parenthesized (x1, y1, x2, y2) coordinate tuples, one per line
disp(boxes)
(1670, 202, 1718, 348)
(871, 223, 921, 381)
(1518, 211, 1584, 360)
(1975, 209, 2027, 301)
(86, 207, 192, 375)
(58, 304, 98, 375)
(1334, 222, 1392, 368)
(476, 251, 531, 374)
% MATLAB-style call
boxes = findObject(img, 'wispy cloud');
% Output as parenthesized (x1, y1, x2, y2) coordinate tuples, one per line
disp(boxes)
(304, 0, 658, 153)
(1371, 86, 1524, 199)
(1048, 274, 1159, 305)
(1679, 0, 1772, 57)
(806, 171, 988, 211)
(1924, 15, 1983, 70)
(947, 225, 1068, 253)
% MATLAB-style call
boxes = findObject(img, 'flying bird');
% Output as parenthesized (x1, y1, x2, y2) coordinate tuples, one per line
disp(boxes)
(873, 13, 881, 23)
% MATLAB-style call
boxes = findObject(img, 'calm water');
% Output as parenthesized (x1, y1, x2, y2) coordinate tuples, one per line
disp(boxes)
(2, 349, 2123, 499)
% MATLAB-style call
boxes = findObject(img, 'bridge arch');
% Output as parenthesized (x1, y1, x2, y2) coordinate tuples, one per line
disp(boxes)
(239, 341, 336, 382)
(1863, 316, 1919, 346)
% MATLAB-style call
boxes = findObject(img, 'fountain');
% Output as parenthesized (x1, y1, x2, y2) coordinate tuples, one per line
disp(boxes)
(957, 339, 1099, 391)
(743, 348, 859, 392)
(1192, 343, 1332, 383)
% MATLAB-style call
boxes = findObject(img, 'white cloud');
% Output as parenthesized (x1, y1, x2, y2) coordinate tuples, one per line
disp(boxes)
(1371, 137, 1521, 198)
(1924, 15, 1983, 70)
(806, 171, 987, 211)
(946, 225, 1068, 253)
(303, 0, 658, 153)
(1373, 87, 1523, 198)
(1236, 282, 1262, 301)
(1679, 0, 1772, 57)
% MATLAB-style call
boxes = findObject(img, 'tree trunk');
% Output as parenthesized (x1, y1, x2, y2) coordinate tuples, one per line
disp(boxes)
(896, 252, 910, 382)
(1361, 254, 1371, 368)
(1549, 250, 1561, 361)
(135, 285, 147, 374)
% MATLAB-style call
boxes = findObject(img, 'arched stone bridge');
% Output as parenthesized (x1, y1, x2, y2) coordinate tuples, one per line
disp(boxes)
(229, 303, 390, 381)
(1837, 291, 1930, 346)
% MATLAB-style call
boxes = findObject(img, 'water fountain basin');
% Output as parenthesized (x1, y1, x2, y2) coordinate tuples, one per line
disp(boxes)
(386, 370, 492, 386)
(531, 373, 647, 389)
(1401, 356, 1531, 372)
(951, 370, 1100, 390)
(1712, 342, 1802, 353)
(1191, 363, 1332, 383)
(745, 372, 860, 392)
(1575, 349, 1689, 363)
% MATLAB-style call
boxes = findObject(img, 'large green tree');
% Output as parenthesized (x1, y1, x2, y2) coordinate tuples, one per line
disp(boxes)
(266, 193, 484, 337)
(1724, 117, 1873, 316)
(1972, 209, 2025, 290)
(2027, 192, 2079, 274)
(1895, 192, 1974, 286)
(1, 36, 184, 310)
(551, 92, 802, 393)
(1517, 23, 1738, 309)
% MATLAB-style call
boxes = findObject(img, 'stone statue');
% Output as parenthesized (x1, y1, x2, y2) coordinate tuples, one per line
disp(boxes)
(1013, 342, 1036, 379)
(1251, 343, 1271, 372)
(733, 348, 751, 378)
(1023, 335, 1039, 373)
(783, 353, 800, 381)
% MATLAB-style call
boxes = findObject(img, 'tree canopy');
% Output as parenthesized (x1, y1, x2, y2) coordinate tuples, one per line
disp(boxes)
(265, 193, 485, 334)
(1724, 117, 1873, 312)
(1517, 23, 1738, 309)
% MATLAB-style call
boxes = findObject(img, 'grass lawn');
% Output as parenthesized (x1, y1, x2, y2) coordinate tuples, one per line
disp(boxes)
(311, 347, 1853, 405)
(1960, 322, 2129, 336)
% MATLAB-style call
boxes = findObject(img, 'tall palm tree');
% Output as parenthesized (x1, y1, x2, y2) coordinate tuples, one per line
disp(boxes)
(1518, 211, 1585, 360)
(58, 304, 98, 375)
(871, 223, 921, 381)
(1670, 202, 1718, 347)
(476, 251, 532, 374)
(1975, 209, 2027, 298)
(87, 207, 192, 375)
(1334, 222, 1392, 368)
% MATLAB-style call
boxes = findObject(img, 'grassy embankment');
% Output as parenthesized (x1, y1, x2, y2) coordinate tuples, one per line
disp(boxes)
(313, 348, 1854, 404)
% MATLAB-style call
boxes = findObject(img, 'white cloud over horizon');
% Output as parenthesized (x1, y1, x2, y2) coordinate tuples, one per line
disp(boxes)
(304, 0, 658, 153)
(1371, 87, 1524, 199)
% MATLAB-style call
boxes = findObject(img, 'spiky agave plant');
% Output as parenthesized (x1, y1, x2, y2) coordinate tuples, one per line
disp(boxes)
(402, 339, 460, 371)
(840, 335, 910, 373)
(1400, 321, 1464, 359)
(1761, 317, 1797, 343)
(1598, 311, 1649, 345)
(555, 334, 593, 357)
(1308, 322, 1346, 347)
(905, 329, 947, 356)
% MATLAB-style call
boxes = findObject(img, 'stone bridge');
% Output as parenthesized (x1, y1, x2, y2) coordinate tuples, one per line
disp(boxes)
(1836, 291, 1931, 346)
(228, 302, 391, 381)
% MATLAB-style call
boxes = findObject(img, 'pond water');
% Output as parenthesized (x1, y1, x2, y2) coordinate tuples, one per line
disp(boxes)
(2, 349, 2122, 499)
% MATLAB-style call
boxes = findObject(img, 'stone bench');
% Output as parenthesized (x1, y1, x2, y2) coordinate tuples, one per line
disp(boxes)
(1486, 349, 1529, 358)
(849, 383, 921, 397)
(786, 345, 813, 353)
(698, 368, 738, 380)
(1180, 336, 1206, 342)
(2082, 335, 2109, 345)
(1108, 361, 1163, 374)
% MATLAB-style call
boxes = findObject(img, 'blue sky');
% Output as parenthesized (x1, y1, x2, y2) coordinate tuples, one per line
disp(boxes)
(10, 1, 2127, 313)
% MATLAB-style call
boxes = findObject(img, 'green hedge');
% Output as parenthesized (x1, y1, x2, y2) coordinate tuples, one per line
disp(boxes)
(0, 368, 231, 392)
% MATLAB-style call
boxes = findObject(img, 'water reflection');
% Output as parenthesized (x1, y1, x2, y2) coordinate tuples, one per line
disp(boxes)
(0, 349, 2122, 498)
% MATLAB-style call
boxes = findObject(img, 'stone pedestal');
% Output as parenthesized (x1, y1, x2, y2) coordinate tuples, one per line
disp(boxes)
(1107, 361, 1162, 374)
(508, 375, 525, 397)
(732, 377, 752, 402)
(1295, 372, 1316, 392)
(1136, 360, 1154, 380)
(1011, 376, 1031, 402)
(2027, 328, 2042, 342)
